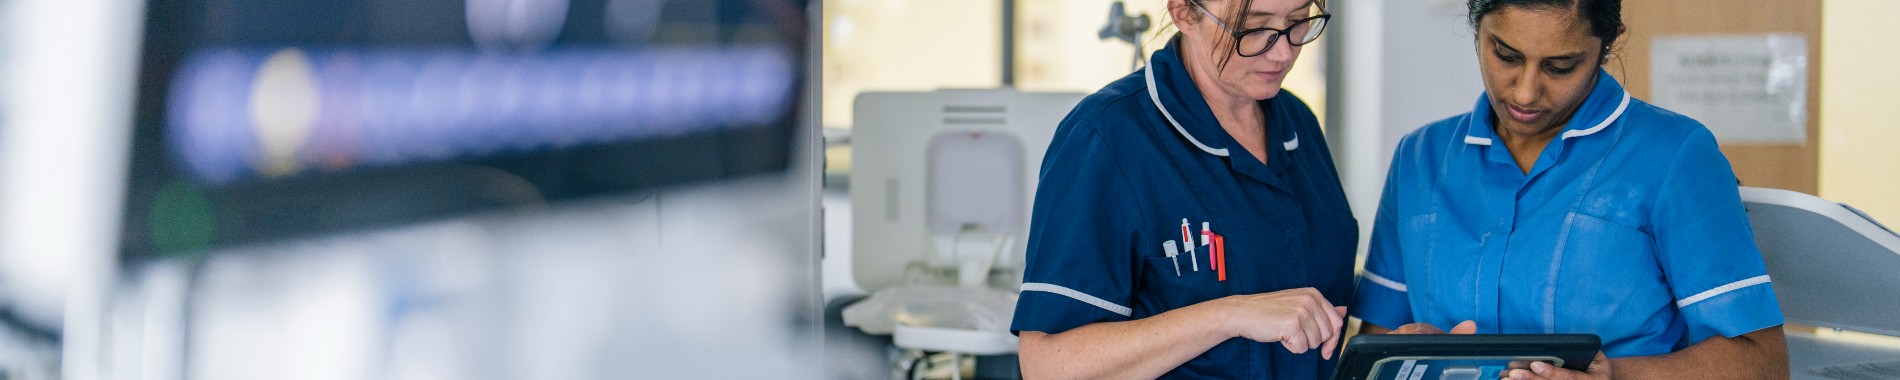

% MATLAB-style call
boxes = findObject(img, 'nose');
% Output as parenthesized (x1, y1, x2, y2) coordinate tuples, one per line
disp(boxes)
(1261, 34, 1296, 65)
(1511, 65, 1540, 106)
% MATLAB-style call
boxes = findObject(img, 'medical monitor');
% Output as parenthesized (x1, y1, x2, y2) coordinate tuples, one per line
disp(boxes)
(119, 0, 809, 259)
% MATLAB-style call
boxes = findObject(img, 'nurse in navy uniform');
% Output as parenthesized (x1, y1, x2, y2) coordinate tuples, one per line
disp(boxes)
(1011, 0, 1357, 378)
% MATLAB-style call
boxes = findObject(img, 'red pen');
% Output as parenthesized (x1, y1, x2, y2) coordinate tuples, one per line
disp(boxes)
(1214, 234, 1227, 282)
(1209, 235, 1220, 273)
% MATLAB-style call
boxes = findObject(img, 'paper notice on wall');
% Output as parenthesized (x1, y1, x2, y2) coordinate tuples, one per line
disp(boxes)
(1650, 34, 1808, 144)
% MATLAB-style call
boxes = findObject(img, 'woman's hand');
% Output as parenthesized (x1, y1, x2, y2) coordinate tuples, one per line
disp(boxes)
(1503, 351, 1611, 380)
(1389, 320, 1478, 335)
(1215, 287, 1346, 358)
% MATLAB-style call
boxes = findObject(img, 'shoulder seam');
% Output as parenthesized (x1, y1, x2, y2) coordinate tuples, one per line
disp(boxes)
(1084, 128, 1151, 231)
(1652, 127, 1708, 208)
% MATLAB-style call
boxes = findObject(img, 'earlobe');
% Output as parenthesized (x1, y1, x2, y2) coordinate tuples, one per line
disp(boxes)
(1599, 26, 1628, 65)
(1606, 25, 1628, 60)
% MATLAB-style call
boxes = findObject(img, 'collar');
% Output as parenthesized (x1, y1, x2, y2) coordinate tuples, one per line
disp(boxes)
(1144, 37, 1300, 158)
(1464, 68, 1632, 146)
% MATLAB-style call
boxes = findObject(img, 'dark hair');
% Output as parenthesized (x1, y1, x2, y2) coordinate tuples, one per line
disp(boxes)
(1467, 0, 1622, 60)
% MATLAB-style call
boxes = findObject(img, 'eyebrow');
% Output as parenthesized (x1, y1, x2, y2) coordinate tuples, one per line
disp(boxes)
(1490, 35, 1585, 62)
(1241, 1, 1318, 20)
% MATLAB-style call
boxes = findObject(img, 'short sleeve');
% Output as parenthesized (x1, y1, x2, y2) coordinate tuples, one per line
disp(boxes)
(1352, 152, 1415, 330)
(1010, 128, 1145, 335)
(1652, 128, 1785, 342)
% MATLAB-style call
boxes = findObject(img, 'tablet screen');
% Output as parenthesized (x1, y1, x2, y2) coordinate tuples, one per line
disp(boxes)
(1369, 357, 1559, 380)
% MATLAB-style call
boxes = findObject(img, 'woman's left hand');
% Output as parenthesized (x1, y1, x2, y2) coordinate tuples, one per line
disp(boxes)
(1503, 351, 1610, 380)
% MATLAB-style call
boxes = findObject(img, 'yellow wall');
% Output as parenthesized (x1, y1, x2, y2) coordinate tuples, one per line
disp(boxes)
(822, 0, 1003, 128)
(821, 1, 1334, 177)
(1014, 0, 1170, 93)
(1818, 0, 1900, 224)
(822, 1, 1330, 129)
(1013, 0, 1327, 126)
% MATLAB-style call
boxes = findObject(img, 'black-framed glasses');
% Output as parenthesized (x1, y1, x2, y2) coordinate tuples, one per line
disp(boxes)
(1192, 1, 1331, 57)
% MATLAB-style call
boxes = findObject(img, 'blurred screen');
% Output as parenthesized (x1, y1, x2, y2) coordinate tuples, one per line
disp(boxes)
(1371, 358, 1545, 380)
(119, 0, 809, 259)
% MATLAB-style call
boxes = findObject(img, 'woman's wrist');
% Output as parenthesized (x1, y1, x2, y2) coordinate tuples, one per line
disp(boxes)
(1190, 296, 1241, 340)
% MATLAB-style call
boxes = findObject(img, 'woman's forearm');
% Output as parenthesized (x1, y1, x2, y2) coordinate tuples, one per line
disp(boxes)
(1608, 327, 1788, 379)
(1018, 300, 1237, 380)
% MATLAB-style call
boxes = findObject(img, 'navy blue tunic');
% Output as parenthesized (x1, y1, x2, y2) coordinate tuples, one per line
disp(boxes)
(1010, 38, 1358, 379)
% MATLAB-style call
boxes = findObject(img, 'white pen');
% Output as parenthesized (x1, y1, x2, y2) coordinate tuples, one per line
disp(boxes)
(1163, 240, 1181, 276)
(1180, 219, 1198, 271)
(1201, 222, 1211, 248)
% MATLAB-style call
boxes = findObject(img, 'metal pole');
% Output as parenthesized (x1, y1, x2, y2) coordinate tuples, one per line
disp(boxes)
(1001, 0, 1015, 87)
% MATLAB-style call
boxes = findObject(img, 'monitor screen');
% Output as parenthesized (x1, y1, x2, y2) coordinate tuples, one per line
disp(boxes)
(119, 0, 809, 259)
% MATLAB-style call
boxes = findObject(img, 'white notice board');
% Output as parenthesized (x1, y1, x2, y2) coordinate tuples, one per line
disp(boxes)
(1649, 34, 1808, 144)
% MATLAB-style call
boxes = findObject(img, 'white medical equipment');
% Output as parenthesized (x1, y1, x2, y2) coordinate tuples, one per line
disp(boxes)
(843, 88, 1085, 378)
(848, 88, 1084, 293)
(1739, 187, 1900, 380)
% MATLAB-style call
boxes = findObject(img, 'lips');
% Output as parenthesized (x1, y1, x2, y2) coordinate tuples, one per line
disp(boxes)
(1505, 104, 1543, 123)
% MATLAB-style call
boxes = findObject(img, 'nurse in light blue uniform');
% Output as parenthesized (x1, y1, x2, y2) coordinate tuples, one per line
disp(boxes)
(1012, 0, 1358, 379)
(1351, 0, 1789, 379)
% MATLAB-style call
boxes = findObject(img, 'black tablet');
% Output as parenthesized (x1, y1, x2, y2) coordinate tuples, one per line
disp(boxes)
(1331, 334, 1601, 380)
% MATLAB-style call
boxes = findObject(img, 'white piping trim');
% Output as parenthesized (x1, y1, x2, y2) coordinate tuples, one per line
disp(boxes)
(1021, 282, 1133, 317)
(1362, 271, 1408, 293)
(1560, 91, 1631, 139)
(1463, 136, 1493, 146)
(1144, 63, 1230, 157)
(1676, 275, 1771, 308)
(1283, 132, 1300, 151)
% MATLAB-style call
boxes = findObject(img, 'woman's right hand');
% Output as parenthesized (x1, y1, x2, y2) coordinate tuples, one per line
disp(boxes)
(1215, 287, 1346, 358)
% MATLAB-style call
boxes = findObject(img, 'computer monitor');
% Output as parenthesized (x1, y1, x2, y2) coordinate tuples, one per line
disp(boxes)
(119, 0, 809, 260)
(104, 2, 821, 379)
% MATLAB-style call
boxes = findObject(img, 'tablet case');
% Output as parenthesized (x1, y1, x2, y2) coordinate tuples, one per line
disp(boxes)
(1332, 334, 1601, 380)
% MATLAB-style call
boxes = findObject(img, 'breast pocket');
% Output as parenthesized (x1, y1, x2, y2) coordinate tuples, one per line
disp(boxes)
(1554, 212, 1668, 331)
(1138, 248, 1223, 313)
